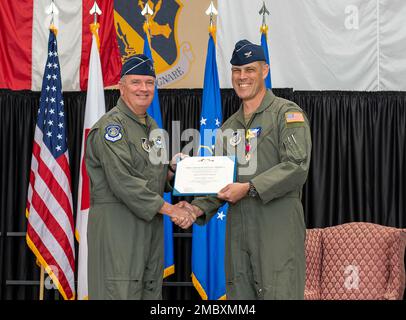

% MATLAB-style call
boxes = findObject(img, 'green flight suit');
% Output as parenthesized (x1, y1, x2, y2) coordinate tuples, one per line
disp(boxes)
(85, 97, 169, 300)
(192, 90, 312, 300)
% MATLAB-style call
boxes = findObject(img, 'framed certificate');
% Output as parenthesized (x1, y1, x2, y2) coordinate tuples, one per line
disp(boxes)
(172, 156, 236, 196)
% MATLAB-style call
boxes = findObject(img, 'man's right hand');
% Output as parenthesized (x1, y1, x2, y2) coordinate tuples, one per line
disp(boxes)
(159, 202, 196, 229)
(176, 201, 203, 219)
(170, 205, 195, 229)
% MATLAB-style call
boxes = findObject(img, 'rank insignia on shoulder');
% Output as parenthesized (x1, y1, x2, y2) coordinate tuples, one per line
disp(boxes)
(104, 124, 123, 142)
(285, 112, 304, 123)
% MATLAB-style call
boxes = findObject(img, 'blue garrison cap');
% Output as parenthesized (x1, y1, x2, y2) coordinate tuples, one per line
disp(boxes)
(121, 54, 156, 78)
(230, 40, 266, 66)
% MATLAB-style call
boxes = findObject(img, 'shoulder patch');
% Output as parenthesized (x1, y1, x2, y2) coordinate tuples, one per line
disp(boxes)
(104, 124, 123, 142)
(285, 112, 304, 123)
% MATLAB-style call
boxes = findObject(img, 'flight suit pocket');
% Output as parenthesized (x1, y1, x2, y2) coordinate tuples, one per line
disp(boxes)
(143, 279, 162, 299)
(144, 280, 156, 292)
(253, 280, 265, 300)
(272, 268, 293, 300)
(283, 133, 307, 164)
(106, 278, 141, 299)
(128, 141, 148, 171)
(225, 278, 238, 300)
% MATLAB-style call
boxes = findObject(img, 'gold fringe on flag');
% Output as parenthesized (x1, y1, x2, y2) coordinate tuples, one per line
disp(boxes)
(260, 24, 268, 35)
(209, 25, 217, 44)
(50, 24, 58, 36)
(90, 23, 101, 51)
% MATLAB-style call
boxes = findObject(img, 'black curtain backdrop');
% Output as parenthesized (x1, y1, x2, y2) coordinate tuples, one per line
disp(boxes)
(0, 88, 405, 300)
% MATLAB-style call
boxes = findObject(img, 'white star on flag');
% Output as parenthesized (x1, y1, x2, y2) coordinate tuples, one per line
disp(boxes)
(200, 117, 207, 126)
(215, 118, 221, 127)
(217, 211, 225, 220)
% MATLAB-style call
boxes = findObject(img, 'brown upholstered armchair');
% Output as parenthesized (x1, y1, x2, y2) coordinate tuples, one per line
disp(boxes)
(305, 222, 406, 300)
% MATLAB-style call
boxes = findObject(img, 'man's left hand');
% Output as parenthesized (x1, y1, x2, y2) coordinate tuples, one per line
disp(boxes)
(217, 182, 250, 204)
(169, 153, 189, 172)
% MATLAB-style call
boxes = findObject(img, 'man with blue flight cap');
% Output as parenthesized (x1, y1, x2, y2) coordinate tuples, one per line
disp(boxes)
(189, 40, 312, 299)
(85, 54, 195, 299)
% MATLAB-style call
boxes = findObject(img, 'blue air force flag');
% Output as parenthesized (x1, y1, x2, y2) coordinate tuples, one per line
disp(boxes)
(143, 32, 175, 278)
(191, 32, 228, 300)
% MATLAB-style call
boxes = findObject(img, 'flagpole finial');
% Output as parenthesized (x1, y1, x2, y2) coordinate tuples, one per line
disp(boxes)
(259, 1, 270, 33)
(205, 1, 218, 35)
(141, 1, 154, 36)
(46, 0, 59, 32)
(90, 1, 102, 25)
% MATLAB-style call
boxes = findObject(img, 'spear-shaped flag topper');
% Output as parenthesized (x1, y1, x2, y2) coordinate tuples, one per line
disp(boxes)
(205, 1, 218, 29)
(205, 1, 218, 36)
(45, 0, 59, 30)
(45, 0, 59, 15)
(90, 1, 102, 25)
(141, 2, 154, 38)
(259, 1, 270, 31)
(141, 2, 154, 16)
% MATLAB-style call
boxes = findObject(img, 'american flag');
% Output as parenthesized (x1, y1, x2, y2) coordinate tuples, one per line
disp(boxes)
(26, 28, 75, 300)
(286, 112, 305, 123)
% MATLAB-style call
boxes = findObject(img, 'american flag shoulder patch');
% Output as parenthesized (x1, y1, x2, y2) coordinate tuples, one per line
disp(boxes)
(285, 112, 304, 123)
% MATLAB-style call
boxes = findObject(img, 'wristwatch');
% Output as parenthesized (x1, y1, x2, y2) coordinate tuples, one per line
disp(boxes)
(248, 181, 258, 198)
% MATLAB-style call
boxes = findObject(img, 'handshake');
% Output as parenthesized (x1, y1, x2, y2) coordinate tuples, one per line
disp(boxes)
(168, 201, 203, 229)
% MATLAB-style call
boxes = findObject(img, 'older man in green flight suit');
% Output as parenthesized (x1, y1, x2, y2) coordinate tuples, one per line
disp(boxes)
(85, 54, 194, 300)
(186, 40, 312, 299)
